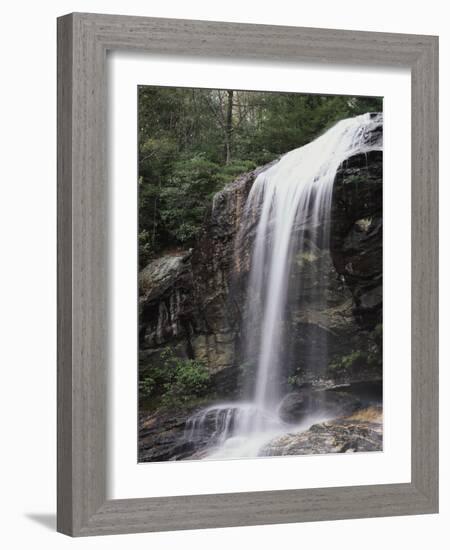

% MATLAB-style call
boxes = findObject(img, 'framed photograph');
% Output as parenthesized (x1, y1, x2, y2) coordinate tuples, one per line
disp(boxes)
(57, 13, 438, 536)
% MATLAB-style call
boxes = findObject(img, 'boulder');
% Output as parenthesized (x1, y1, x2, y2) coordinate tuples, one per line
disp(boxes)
(278, 386, 363, 423)
(262, 407, 383, 456)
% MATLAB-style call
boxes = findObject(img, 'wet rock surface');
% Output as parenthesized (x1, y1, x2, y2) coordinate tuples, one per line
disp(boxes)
(331, 145, 383, 329)
(261, 407, 383, 456)
(139, 405, 204, 462)
(139, 404, 383, 461)
(279, 388, 359, 423)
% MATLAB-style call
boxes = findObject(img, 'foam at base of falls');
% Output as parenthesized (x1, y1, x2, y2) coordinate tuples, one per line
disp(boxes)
(184, 403, 329, 460)
(185, 402, 285, 446)
(184, 402, 332, 459)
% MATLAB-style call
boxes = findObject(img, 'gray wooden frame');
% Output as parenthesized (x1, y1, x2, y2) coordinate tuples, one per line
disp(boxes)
(57, 12, 439, 537)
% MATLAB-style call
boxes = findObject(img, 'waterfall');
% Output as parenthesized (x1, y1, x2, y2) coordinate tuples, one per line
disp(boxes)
(185, 112, 382, 458)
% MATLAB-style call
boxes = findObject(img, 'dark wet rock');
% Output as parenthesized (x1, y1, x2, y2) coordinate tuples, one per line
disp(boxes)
(278, 386, 365, 423)
(140, 252, 191, 304)
(262, 407, 383, 456)
(139, 251, 194, 348)
(330, 147, 383, 329)
(278, 391, 321, 423)
(210, 364, 241, 398)
(139, 406, 204, 462)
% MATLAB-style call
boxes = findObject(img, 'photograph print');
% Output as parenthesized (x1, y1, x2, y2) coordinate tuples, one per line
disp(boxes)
(138, 86, 383, 462)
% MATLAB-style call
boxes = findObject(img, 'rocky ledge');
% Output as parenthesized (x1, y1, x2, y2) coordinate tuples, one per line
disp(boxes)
(139, 404, 201, 462)
(261, 407, 382, 456)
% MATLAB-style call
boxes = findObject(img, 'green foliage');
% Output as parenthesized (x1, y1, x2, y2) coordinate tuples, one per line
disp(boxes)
(217, 159, 257, 183)
(138, 85, 382, 263)
(329, 340, 382, 375)
(138, 229, 152, 269)
(139, 372, 159, 400)
(373, 323, 383, 345)
(159, 156, 222, 244)
(329, 350, 366, 373)
(287, 367, 306, 389)
(139, 348, 211, 409)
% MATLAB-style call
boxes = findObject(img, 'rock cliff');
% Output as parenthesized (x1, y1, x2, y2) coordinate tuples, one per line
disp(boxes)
(139, 116, 382, 395)
(139, 163, 277, 399)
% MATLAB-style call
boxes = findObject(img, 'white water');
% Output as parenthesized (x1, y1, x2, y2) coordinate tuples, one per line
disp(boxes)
(186, 113, 382, 459)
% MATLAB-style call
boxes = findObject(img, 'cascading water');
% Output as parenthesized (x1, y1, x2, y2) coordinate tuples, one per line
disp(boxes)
(185, 113, 383, 459)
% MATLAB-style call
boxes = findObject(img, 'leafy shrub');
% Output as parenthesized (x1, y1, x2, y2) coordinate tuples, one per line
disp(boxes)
(329, 350, 366, 373)
(158, 155, 222, 244)
(329, 341, 382, 375)
(139, 348, 211, 409)
(161, 348, 211, 407)
(217, 160, 257, 183)
(138, 360, 167, 403)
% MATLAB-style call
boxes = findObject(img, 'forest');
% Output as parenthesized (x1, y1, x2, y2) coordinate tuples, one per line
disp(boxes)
(138, 87, 382, 267)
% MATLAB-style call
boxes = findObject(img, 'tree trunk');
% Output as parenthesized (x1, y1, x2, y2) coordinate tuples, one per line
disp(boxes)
(224, 90, 233, 164)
